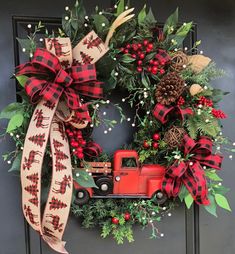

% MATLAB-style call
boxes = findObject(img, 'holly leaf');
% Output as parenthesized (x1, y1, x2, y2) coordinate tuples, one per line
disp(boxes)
(8, 152, 22, 172)
(163, 7, 178, 34)
(74, 170, 97, 188)
(6, 113, 24, 133)
(185, 193, 194, 209)
(215, 194, 231, 211)
(16, 75, 28, 87)
(138, 5, 147, 25)
(204, 194, 217, 217)
(0, 102, 24, 120)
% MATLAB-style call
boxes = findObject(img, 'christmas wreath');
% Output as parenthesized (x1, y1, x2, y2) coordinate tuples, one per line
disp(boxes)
(1, 0, 234, 252)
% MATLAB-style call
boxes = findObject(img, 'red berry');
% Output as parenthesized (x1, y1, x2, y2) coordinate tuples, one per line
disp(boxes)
(120, 47, 125, 52)
(124, 212, 131, 221)
(152, 142, 159, 149)
(132, 54, 137, 59)
(139, 53, 145, 59)
(68, 132, 74, 137)
(153, 60, 159, 66)
(73, 141, 79, 148)
(153, 133, 160, 141)
(151, 69, 157, 75)
(126, 44, 131, 49)
(124, 49, 129, 54)
(159, 69, 165, 74)
(137, 60, 143, 65)
(143, 140, 150, 149)
(81, 140, 86, 146)
(76, 152, 84, 159)
(149, 59, 154, 65)
(137, 66, 143, 72)
(137, 43, 142, 48)
(146, 48, 152, 53)
(77, 147, 83, 153)
(132, 44, 138, 51)
(147, 43, 153, 49)
(152, 66, 158, 72)
(160, 60, 166, 66)
(143, 40, 148, 46)
(111, 217, 119, 225)
(147, 66, 152, 72)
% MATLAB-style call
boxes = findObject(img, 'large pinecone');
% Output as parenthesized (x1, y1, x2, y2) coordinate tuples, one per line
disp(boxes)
(155, 72, 184, 105)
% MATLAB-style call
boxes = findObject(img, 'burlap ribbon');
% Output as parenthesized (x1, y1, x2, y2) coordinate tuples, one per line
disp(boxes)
(17, 34, 108, 253)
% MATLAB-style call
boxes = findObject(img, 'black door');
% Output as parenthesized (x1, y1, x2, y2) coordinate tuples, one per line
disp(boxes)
(0, 1, 234, 254)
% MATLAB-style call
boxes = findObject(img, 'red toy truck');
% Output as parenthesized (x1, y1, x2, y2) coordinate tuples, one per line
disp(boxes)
(74, 150, 167, 205)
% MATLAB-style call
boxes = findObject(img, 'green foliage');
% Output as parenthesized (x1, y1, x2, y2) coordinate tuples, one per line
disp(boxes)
(8, 152, 22, 172)
(163, 8, 178, 35)
(73, 168, 97, 188)
(215, 194, 231, 211)
(92, 14, 110, 35)
(138, 5, 147, 25)
(6, 114, 24, 133)
(0, 102, 24, 120)
(16, 75, 28, 87)
(204, 194, 217, 217)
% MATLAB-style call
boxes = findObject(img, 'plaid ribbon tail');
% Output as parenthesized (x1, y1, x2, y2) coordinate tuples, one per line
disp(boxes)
(182, 162, 210, 205)
(162, 174, 182, 197)
(74, 81, 103, 99)
(15, 62, 49, 77)
(42, 236, 68, 254)
(177, 107, 193, 121)
(40, 82, 64, 106)
(25, 77, 47, 104)
(83, 141, 103, 157)
(197, 154, 223, 170)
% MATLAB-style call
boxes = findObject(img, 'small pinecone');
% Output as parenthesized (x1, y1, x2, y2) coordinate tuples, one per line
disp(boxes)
(164, 126, 186, 149)
(171, 51, 189, 72)
(155, 72, 185, 105)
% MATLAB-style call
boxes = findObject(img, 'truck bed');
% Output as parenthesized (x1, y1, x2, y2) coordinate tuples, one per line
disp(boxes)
(80, 161, 112, 174)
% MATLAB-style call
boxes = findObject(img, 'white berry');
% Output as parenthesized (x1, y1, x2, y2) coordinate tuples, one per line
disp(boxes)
(27, 24, 32, 28)
(65, 16, 69, 20)
(65, 6, 69, 11)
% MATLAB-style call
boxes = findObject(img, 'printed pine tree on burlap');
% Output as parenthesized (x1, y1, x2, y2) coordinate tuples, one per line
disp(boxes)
(29, 197, 39, 207)
(49, 197, 67, 210)
(28, 133, 46, 147)
(24, 184, 38, 197)
(55, 161, 67, 172)
(26, 173, 39, 184)
(53, 139, 64, 149)
(80, 51, 94, 64)
(55, 150, 68, 161)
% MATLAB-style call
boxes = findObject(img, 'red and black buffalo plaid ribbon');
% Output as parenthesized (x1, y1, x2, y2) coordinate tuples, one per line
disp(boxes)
(83, 141, 103, 158)
(153, 103, 193, 124)
(15, 48, 103, 120)
(162, 134, 223, 205)
(155, 49, 171, 63)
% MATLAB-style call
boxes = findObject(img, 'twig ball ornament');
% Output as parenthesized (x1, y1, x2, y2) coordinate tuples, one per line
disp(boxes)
(187, 55, 211, 73)
(171, 51, 189, 72)
(155, 72, 185, 105)
(164, 126, 186, 149)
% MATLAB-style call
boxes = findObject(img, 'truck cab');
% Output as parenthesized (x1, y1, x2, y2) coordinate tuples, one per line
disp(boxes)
(74, 150, 167, 205)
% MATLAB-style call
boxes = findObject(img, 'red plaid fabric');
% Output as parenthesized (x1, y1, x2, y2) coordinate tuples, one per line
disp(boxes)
(83, 141, 103, 158)
(153, 103, 193, 124)
(15, 48, 103, 118)
(162, 134, 223, 205)
(155, 49, 171, 64)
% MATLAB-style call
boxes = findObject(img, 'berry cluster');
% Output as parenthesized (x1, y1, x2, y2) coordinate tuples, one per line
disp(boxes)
(143, 133, 161, 150)
(177, 96, 185, 106)
(211, 108, 227, 119)
(65, 124, 86, 159)
(198, 96, 213, 107)
(121, 40, 167, 74)
(111, 212, 131, 225)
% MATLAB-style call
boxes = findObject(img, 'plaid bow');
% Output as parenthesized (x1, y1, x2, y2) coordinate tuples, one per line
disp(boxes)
(162, 134, 223, 205)
(155, 49, 171, 63)
(153, 103, 193, 124)
(15, 48, 103, 118)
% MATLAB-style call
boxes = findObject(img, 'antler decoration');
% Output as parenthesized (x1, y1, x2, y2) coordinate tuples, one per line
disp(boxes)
(104, 8, 135, 48)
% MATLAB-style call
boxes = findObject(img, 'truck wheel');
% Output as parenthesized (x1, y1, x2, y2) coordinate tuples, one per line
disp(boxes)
(152, 191, 168, 205)
(74, 189, 90, 205)
(94, 177, 113, 196)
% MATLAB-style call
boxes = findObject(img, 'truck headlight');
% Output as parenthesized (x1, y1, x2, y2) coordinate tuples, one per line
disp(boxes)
(115, 176, 121, 182)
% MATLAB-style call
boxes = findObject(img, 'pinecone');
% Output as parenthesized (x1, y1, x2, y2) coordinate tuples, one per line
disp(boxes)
(164, 126, 186, 149)
(155, 72, 185, 105)
(171, 51, 188, 72)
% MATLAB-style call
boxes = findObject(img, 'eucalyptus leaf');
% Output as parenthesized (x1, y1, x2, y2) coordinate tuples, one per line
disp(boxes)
(0, 102, 24, 120)
(163, 8, 178, 34)
(6, 113, 24, 133)
(204, 194, 217, 217)
(8, 152, 22, 172)
(215, 194, 231, 211)
(16, 75, 29, 87)
(74, 170, 97, 188)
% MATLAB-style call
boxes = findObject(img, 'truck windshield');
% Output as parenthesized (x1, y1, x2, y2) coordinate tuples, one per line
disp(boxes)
(121, 157, 137, 168)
